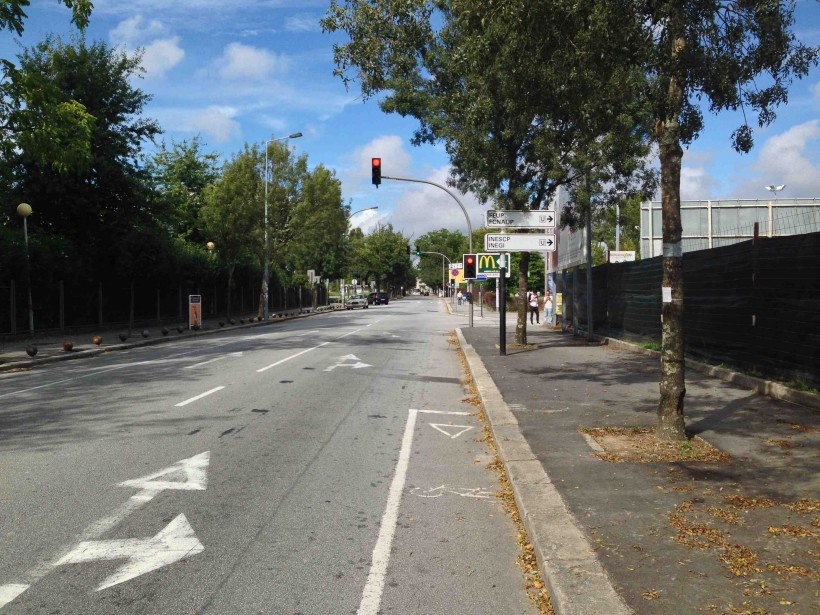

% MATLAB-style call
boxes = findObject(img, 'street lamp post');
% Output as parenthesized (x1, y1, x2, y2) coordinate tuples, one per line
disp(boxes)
(17, 203, 34, 335)
(263, 132, 303, 320)
(764, 184, 785, 238)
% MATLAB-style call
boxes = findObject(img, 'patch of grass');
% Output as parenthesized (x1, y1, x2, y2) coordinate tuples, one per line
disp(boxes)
(786, 377, 820, 394)
(641, 341, 661, 352)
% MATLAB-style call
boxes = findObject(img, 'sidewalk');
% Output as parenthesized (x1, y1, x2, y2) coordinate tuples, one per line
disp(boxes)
(457, 318, 819, 615)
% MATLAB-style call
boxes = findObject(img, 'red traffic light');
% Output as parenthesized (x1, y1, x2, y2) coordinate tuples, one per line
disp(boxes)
(371, 158, 382, 186)
(372, 158, 381, 167)
(466, 256, 474, 264)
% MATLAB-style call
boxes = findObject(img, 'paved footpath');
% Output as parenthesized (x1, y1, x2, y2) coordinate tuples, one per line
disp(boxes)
(457, 308, 819, 615)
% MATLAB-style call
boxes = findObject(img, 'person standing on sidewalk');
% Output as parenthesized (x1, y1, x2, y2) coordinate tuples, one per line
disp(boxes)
(544, 291, 553, 326)
(528, 291, 539, 324)
(457, 290, 463, 306)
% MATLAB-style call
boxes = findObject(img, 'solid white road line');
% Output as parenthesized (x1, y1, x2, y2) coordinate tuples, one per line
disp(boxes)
(256, 343, 331, 373)
(416, 409, 472, 416)
(174, 386, 225, 407)
(357, 408, 418, 615)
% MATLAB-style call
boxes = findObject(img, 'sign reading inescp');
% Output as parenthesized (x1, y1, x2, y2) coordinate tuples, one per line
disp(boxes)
(485, 234, 556, 252)
(485, 209, 556, 228)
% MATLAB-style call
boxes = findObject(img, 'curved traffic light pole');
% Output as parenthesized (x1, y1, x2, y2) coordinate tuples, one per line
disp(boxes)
(382, 175, 473, 327)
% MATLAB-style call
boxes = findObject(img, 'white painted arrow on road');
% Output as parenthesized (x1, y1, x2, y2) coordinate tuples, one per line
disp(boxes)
(429, 424, 475, 439)
(324, 354, 372, 371)
(56, 514, 204, 591)
(119, 451, 209, 494)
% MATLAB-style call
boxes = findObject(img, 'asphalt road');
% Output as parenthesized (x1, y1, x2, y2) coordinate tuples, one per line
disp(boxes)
(0, 297, 536, 615)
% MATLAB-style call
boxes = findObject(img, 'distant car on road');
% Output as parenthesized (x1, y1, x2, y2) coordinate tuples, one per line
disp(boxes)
(347, 294, 369, 309)
(369, 291, 389, 305)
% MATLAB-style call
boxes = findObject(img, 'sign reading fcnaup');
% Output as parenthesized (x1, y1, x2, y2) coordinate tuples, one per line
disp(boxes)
(484, 234, 556, 252)
(485, 209, 556, 228)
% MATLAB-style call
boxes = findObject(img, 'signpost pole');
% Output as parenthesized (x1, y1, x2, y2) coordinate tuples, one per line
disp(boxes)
(499, 255, 507, 356)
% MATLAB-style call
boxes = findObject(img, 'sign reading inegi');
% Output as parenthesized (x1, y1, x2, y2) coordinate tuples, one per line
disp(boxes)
(484, 234, 556, 252)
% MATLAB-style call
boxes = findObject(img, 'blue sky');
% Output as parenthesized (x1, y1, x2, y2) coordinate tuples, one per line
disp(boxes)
(3, 0, 819, 240)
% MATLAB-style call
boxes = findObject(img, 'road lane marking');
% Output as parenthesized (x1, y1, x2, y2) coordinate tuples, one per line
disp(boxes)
(409, 485, 495, 500)
(184, 352, 242, 369)
(0, 585, 28, 610)
(416, 409, 471, 416)
(256, 327, 364, 373)
(257, 343, 330, 372)
(429, 424, 474, 439)
(55, 514, 204, 591)
(0, 452, 210, 609)
(357, 408, 417, 615)
(175, 386, 225, 407)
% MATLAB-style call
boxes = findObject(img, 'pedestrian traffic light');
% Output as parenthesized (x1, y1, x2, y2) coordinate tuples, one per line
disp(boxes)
(463, 254, 477, 279)
(371, 157, 381, 186)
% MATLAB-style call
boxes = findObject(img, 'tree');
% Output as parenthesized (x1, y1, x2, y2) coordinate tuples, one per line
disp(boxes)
(620, 1, 818, 441)
(323, 0, 655, 344)
(414, 228, 468, 291)
(147, 137, 221, 244)
(5, 36, 162, 281)
(200, 146, 261, 318)
(1, 1, 94, 179)
(261, 140, 309, 315)
(288, 165, 348, 282)
(347, 224, 414, 294)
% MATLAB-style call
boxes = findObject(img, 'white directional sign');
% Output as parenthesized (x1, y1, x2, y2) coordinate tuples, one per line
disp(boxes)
(56, 514, 204, 591)
(485, 233, 556, 252)
(485, 210, 556, 228)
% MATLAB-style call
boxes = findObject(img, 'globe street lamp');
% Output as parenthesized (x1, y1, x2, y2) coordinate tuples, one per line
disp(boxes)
(263, 132, 303, 320)
(17, 203, 34, 335)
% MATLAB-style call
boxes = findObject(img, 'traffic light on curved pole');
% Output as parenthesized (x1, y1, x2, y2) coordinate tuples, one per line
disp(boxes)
(371, 158, 381, 186)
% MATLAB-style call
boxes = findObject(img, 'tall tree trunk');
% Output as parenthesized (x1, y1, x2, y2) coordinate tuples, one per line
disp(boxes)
(515, 251, 530, 344)
(656, 67, 687, 442)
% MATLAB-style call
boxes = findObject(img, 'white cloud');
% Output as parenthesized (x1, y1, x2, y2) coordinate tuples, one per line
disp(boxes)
(110, 15, 167, 44)
(110, 16, 184, 79)
(183, 106, 242, 143)
(140, 37, 185, 78)
(285, 14, 321, 32)
(388, 166, 485, 239)
(752, 119, 820, 197)
(679, 165, 721, 201)
(216, 43, 286, 81)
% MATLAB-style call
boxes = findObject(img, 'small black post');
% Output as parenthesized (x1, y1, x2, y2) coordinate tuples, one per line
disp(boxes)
(499, 263, 507, 356)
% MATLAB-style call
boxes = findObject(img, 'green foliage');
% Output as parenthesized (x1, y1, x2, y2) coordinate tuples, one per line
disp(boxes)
(347, 223, 414, 292)
(3, 35, 161, 282)
(288, 165, 348, 280)
(0, 1, 92, 36)
(146, 137, 221, 244)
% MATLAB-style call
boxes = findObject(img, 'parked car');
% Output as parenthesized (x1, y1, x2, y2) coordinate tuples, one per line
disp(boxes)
(347, 294, 369, 309)
(369, 291, 389, 305)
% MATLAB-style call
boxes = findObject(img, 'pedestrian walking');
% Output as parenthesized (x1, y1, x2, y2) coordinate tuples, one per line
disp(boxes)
(544, 291, 553, 325)
(528, 291, 539, 324)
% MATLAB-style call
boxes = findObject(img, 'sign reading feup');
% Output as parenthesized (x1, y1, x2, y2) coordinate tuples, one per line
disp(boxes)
(485, 210, 556, 228)
(477, 253, 511, 278)
(485, 234, 556, 252)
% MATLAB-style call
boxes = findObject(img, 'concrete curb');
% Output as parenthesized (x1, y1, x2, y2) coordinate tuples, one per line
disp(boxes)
(455, 328, 633, 615)
(0, 307, 340, 372)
